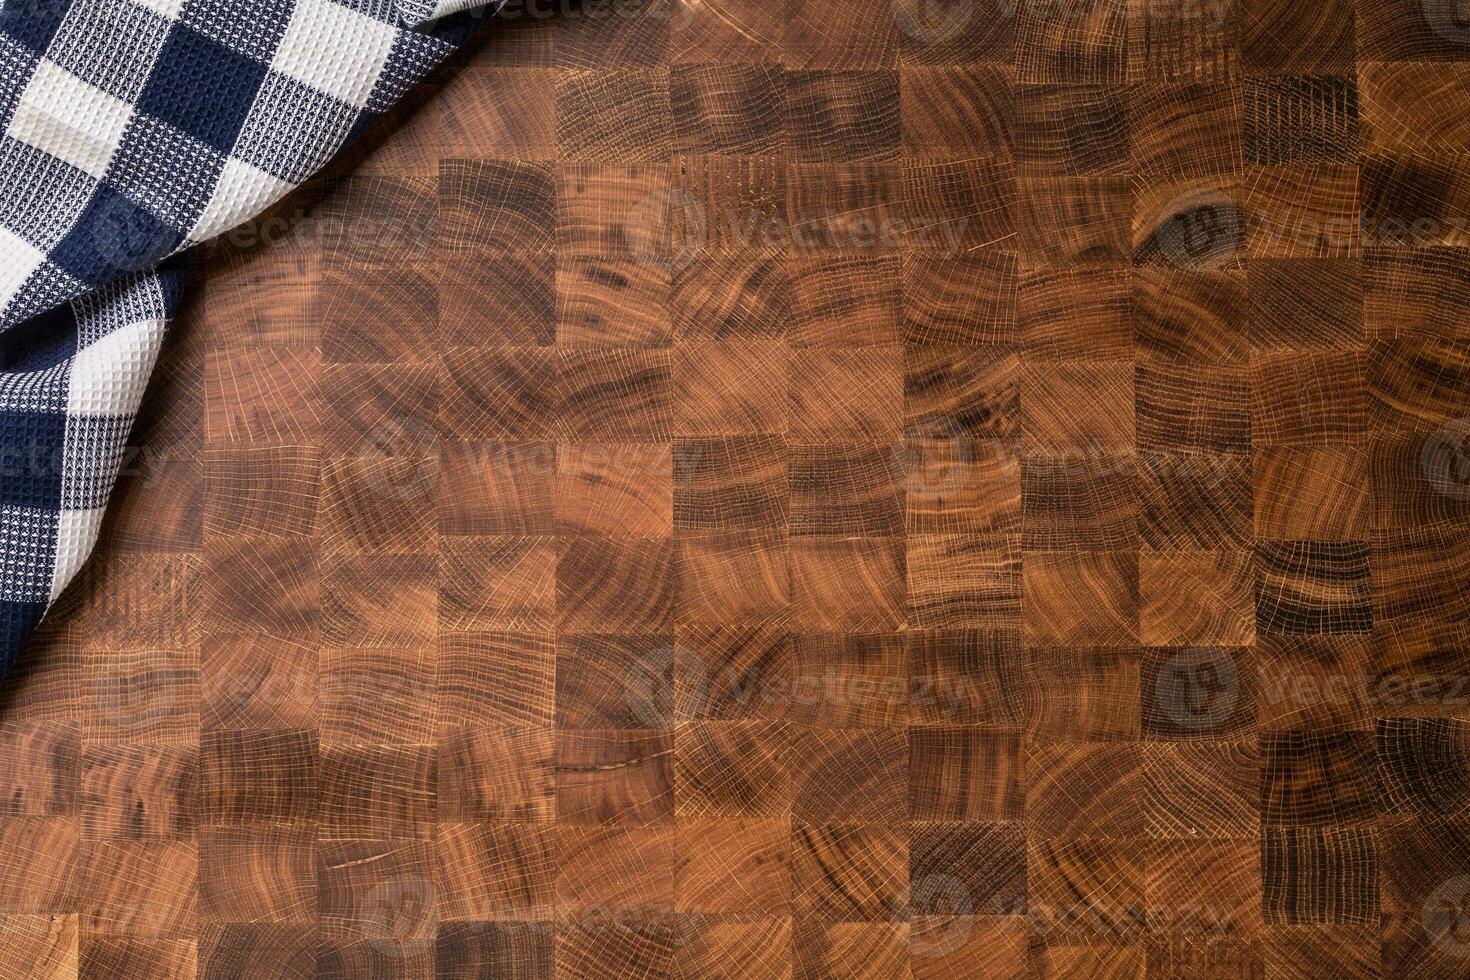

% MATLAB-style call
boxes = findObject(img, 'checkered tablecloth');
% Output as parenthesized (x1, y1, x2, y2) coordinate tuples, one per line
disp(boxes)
(0, 0, 496, 671)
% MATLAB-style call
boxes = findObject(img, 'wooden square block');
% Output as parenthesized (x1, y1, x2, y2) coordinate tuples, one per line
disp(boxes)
(1254, 540, 1372, 635)
(1254, 635, 1371, 730)
(905, 438, 1021, 537)
(322, 553, 436, 647)
(902, 158, 1017, 252)
(671, 62, 785, 154)
(1149, 839, 1263, 934)
(433, 67, 558, 160)
(556, 634, 672, 729)
(1243, 164, 1359, 259)
(438, 726, 554, 823)
(1371, 527, 1470, 627)
(785, 162, 902, 249)
(435, 822, 556, 921)
(199, 729, 317, 825)
(1023, 550, 1138, 646)
(905, 628, 1025, 727)
(1139, 549, 1256, 646)
(902, 66, 1012, 160)
(556, 444, 672, 538)
(911, 823, 1026, 917)
(673, 436, 789, 534)
(910, 918, 1027, 980)
(1136, 359, 1251, 452)
(1132, 174, 1246, 268)
(557, 537, 676, 633)
(1014, 84, 1128, 176)
(560, 349, 673, 441)
(789, 632, 908, 728)
(315, 174, 436, 265)
(793, 921, 908, 978)
(0, 724, 77, 818)
(198, 924, 315, 979)
(909, 728, 1022, 821)
(556, 163, 676, 257)
(675, 918, 792, 978)
(1125, 0, 1240, 81)
(792, 825, 907, 921)
(556, 730, 675, 825)
(1366, 335, 1470, 433)
(788, 253, 900, 346)
(201, 635, 316, 732)
(439, 255, 556, 347)
(80, 644, 199, 747)
(1137, 450, 1252, 550)
(556, 0, 669, 69)
(791, 443, 903, 537)
(1019, 263, 1133, 354)
(320, 454, 437, 553)
(556, 70, 672, 163)
(320, 743, 436, 839)
(440, 347, 559, 441)
(787, 69, 899, 162)
(204, 446, 320, 540)
(435, 921, 554, 978)
(1027, 741, 1143, 837)
(907, 534, 1021, 629)
(1017, 0, 1127, 84)
(320, 647, 436, 745)
(438, 440, 555, 535)
(675, 720, 793, 818)
(204, 347, 320, 445)
(196, 247, 319, 349)
(1029, 836, 1143, 936)
(676, 818, 791, 913)
(1253, 446, 1369, 539)
(901, 252, 1018, 346)
(673, 340, 789, 436)
(78, 839, 197, 936)
(1021, 452, 1137, 551)
(1261, 728, 1379, 826)
(1134, 267, 1248, 363)
(1143, 741, 1260, 839)
(1244, 76, 1360, 166)
(439, 536, 557, 632)
(318, 839, 435, 941)
(198, 825, 315, 924)
(79, 745, 195, 841)
(556, 916, 677, 978)
(676, 154, 786, 252)
(1017, 181, 1133, 269)
(438, 159, 556, 255)
(320, 362, 439, 456)
(102, 447, 204, 555)
(1262, 827, 1379, 925)
(791, 727, 906, 823)
(1129, 81, 1243, 177)
(791, 537, 906, 632)
(1021, 361, 1133, 452)
(671, 0, 784, 63)
(790, 348, 904, 441)
(1241, 0, 1354, 72)
(679, 530, 791, 626)
(1025, 647, 1141, 741)
(1140, 646, 1258, 739)
(555, 257, 671, 348)
(320, 261, 437, 364)
(894, 0, 1014, 67)
(783, 0, 897, 69)
(201, 538, 317, 637)
(672, 252, 791, 339)
(436, 632, 553, 731)
(556, 823, 675, 910)
(675, 624, 793, 722)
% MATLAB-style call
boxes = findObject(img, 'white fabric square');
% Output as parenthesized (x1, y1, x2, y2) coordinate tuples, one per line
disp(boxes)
(50, 508, 104, 603)
(5, 60, 136, 179)
(271, 0, 397, 108)
(0, 226, 44, 308)
(66, 315, 166, 417)
(129, 0, 184, 19)
(186, 157, 292, 243)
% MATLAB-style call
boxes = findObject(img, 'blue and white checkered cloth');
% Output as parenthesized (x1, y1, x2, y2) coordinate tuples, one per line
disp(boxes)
(0, 0, 496, 671)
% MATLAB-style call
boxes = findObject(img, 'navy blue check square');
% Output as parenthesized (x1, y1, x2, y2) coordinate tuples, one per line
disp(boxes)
(138, 23, 269, 154)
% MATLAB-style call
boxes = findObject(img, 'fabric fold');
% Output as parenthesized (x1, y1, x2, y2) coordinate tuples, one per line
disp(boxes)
(0, 0, 499, 670)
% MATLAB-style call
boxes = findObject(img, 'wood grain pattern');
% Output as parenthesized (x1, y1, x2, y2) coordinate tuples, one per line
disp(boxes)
(4, 0, 1470, 976)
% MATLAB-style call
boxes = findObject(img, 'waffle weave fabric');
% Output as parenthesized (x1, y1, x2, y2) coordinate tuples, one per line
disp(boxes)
(0, 0, 496, 672)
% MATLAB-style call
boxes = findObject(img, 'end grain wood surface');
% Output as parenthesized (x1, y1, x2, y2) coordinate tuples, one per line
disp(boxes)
(3, 0, 1470, 976)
